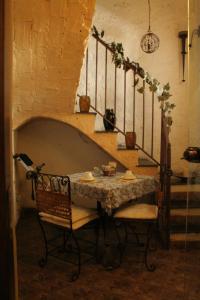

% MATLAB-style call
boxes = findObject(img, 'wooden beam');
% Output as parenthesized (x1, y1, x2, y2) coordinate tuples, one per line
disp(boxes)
(0, 0, 16, 298)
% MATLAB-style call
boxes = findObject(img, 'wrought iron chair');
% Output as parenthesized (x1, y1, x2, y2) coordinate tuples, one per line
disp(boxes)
(34, 172, 100, 281)
(113, 191, 161, 271)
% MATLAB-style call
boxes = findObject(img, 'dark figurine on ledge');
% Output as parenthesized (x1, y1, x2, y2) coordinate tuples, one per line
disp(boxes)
(103, 109, 116, 131)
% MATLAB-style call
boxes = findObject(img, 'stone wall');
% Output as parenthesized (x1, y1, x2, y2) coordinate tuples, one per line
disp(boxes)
(13, 0, 95, 129)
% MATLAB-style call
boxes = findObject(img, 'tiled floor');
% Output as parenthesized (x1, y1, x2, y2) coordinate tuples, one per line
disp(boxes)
(17, 210, 200, 300)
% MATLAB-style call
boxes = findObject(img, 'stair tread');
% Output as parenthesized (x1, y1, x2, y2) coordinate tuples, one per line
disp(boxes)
(171, 184, 200, 192)
(95, 130, 118, 134)
(171, 208, 200, 217)
(117, 147, 139, 151)
(171, 232, 200, 242)
(136, 164, 158, 168)
(75, 111, 97, 115)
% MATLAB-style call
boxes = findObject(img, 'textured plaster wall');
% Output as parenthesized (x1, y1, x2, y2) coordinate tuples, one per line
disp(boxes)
(187, 0, 200, 175)
(189, 0, 200, 145)
(78, 0, 189, 172)
(13, 0, 95, 129)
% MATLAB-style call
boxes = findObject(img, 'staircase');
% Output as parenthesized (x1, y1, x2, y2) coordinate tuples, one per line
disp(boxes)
(75, 27, 168, 173)
(59, 111, 158, 176)
(70, 27, 172, 247)
(170, 177, 200, 248)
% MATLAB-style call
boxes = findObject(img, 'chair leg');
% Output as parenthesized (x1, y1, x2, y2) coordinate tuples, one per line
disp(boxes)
(144, 223, 156, 272)
(113, 221, 124, 265)
(70, 231, 81, 282)
(38, 219, 48, 267)
(127, 223, 143, 246)
(94, 219, 101, 263)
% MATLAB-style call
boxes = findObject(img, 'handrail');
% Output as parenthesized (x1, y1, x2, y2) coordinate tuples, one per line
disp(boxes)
(159, 112, 171, 248)
(92, 33, 145, 79)
(90, 104, 160, 166)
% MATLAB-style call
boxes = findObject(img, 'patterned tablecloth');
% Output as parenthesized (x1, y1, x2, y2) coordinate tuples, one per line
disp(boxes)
(69, 172, 157, 215)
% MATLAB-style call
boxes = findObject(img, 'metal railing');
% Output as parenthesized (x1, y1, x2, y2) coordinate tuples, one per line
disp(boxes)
(77, 32, 168, 165)
(77, 31, 172, 247)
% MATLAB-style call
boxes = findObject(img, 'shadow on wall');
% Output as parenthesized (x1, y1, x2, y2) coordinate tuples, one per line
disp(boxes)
(14, 118, 125, 209)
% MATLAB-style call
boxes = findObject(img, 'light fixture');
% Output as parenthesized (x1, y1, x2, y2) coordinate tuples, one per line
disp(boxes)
(189, 25, 200, 48)
(178, 31, 188, 82)
(140, 0, 160, 54)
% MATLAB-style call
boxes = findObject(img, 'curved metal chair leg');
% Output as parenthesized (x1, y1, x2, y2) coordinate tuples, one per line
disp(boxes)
(128, 223, 143, 246)
(38, 219, 48, 267)
(144, 224, 156, 272)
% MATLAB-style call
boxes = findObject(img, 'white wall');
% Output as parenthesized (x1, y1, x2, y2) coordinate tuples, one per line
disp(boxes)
(187, 0, 200, 176)
(78, 0, 189, 172)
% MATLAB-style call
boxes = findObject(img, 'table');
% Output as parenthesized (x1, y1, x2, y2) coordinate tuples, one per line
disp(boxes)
(70, 171, 157, 269)
(69, 172, 157, 215)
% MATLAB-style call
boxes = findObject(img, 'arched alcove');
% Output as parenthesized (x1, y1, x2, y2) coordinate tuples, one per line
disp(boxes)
(14, 117, 125, 215)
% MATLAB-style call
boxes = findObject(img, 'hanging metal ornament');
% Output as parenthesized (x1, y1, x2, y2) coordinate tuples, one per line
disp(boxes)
(140, 0, 160, 53)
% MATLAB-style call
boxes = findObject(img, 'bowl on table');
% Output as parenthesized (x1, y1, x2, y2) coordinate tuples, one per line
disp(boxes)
(121, 170, 136, 180)
(80, 171, 95, 182)
(102, 164, 116, 176)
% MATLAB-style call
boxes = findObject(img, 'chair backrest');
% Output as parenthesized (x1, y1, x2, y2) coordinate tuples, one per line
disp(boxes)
(34, 173, 72, 226)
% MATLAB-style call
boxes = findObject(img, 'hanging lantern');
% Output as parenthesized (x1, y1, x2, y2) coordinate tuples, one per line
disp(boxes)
(141, 0, 160, 54)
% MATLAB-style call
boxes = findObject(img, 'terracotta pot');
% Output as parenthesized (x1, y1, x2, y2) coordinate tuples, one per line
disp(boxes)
(79, 96, 90, 113)
(125, 132, 136, 149)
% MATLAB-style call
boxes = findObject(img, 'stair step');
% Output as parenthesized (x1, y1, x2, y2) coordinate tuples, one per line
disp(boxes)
(95, 130, 118, 134)
(170, 233, 200, 244)
(171, 208, 200, 217)
(136, 164, 158, 168)
(138, 157, 157, 167)
(171, 184, 200, 193)
(76, 111, 97, 115)
(117, 145, 139, 151)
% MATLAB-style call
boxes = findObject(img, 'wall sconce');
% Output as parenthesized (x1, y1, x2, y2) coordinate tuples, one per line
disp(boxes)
(178, 31, 188, 82)
(189, 25, 200, 48)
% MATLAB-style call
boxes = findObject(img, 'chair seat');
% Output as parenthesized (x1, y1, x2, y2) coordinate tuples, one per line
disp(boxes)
(39, 205, 98, 230)
(114, 203, 158, 220)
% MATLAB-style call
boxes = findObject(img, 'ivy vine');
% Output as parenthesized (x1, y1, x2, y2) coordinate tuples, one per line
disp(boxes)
(91, 26, 175, 127)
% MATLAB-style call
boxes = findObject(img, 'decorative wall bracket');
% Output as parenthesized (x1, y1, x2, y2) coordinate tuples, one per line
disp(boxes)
(189, 25, 200, 48)
(178, 31, 188, 82)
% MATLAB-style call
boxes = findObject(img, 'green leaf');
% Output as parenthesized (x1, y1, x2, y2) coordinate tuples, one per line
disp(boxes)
(163, 82, 170, 91)
(137, 87, 144, 94)
(149, 84, 157, 92)
(101, 30, 104, 38)
(133, 78, 139, 87)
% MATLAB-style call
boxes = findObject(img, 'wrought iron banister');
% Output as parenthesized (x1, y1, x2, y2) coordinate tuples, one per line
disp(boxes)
(77, 28, 171, 167)
(92, 33, 145, 78)
(90, 104, 160, 166)
(159, 112, 171, 248)
(77, 29, 172, 247)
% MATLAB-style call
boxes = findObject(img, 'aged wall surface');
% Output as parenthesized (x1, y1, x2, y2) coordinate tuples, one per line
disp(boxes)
(13, 0, 95, 129)
(187, 0, 200, 175)
(78, 0, 189, 172)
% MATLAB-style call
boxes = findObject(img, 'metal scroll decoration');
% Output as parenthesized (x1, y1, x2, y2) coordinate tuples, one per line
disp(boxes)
(141, 0, 160, 53)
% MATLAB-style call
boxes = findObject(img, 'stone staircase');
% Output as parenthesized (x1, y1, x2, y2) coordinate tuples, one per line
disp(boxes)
(170, 178, 200, 248)
(72, 112, 158, 176)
